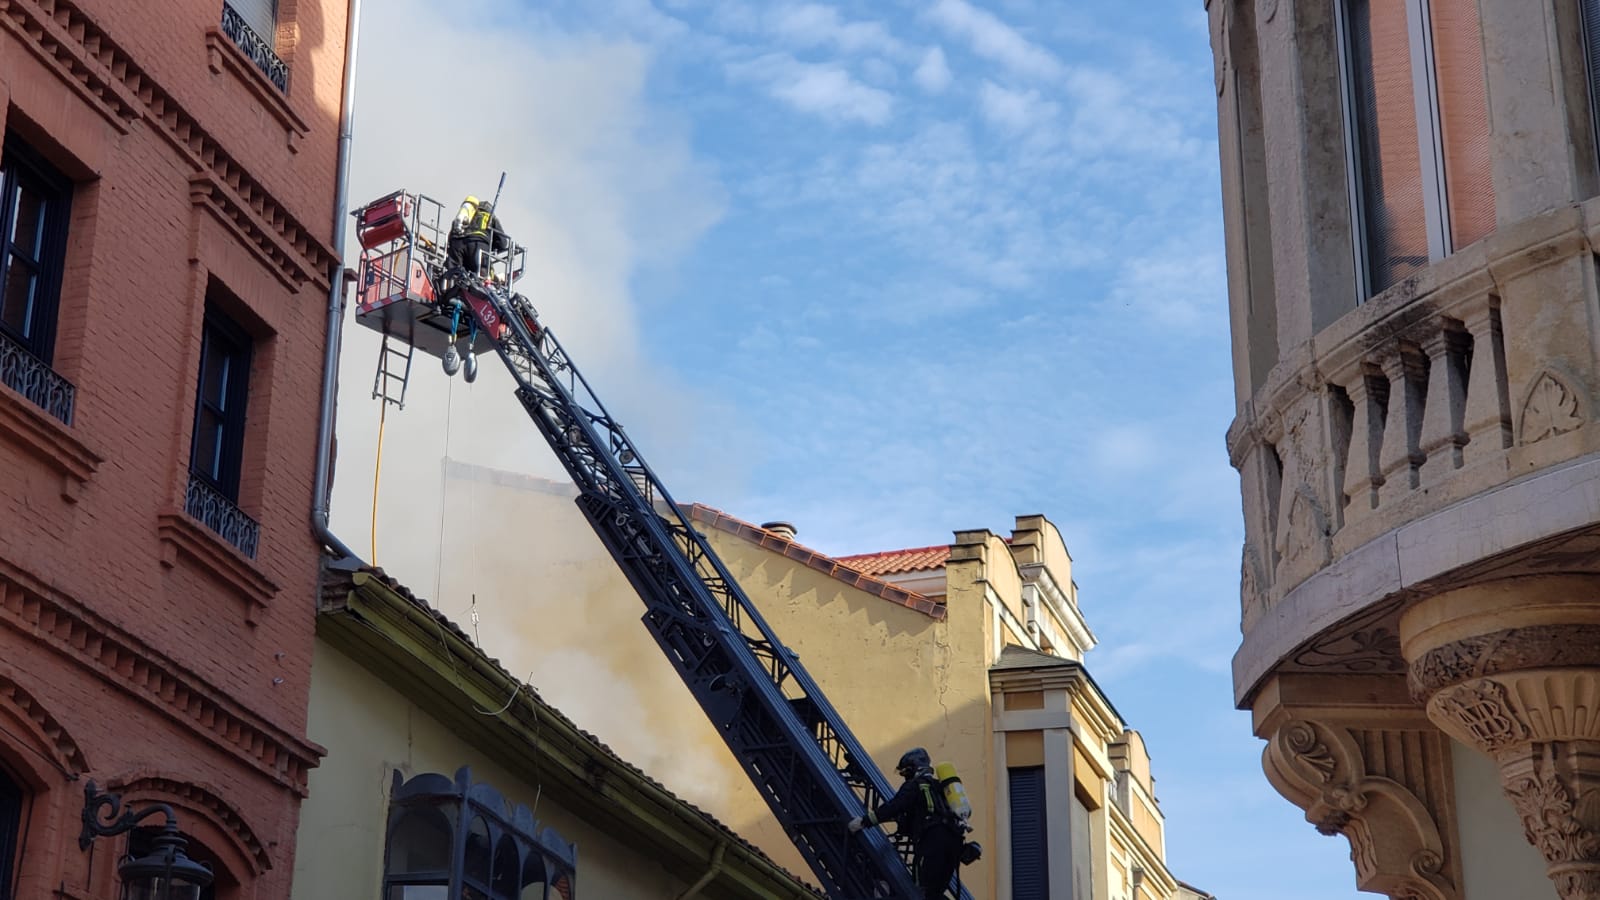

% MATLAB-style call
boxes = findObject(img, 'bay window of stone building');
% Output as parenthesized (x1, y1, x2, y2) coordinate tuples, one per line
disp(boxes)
(1336, 0, 1494, 297)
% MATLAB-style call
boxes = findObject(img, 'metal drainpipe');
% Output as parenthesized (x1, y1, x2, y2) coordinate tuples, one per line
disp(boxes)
(312, 0, 362, 562)
(672, 840, 727, 900)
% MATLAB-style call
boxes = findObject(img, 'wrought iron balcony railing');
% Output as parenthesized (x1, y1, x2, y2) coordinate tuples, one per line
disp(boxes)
(0, 330, 75, 425)
(220, 2, 288, 93)
(185, 472, 261, 559)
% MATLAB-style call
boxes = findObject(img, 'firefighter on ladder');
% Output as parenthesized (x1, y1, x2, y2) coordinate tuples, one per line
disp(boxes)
(848, 748, 975, 899)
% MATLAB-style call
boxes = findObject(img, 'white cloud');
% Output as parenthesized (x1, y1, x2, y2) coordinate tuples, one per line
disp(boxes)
(768, 3, 904, 57)
(728, 53, 894, 124)
(925, 0, 1065, 81)
(978, 80, 1056, 132)
(913, 46, 952, 93)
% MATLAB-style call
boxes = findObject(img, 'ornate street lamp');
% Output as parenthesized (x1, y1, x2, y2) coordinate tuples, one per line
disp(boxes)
(79, 781, 214, 900)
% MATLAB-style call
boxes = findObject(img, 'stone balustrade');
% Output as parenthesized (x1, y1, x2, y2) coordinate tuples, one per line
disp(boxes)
(1230, 200, 1600, 640)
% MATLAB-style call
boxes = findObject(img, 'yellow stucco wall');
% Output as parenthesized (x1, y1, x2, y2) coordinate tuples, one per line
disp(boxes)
(290, 639, 700, 900)
(699, 525, 998, 893)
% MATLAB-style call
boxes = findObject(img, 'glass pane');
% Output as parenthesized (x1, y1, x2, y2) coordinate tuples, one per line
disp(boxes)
(11, 181, 44, 259)
(1345, 0, 1429, 293)
(1, 256, 37, 340)
(520, 853, 547, 900)
(464, 816, 492, 887)
(387, 807, 454, 875)
(194, 410, 224, 480)
(202, 336, 231, 408)
(492, 835, 520, 899)
(1430, 0, 1494, 248)
(388, 886, 448, 900)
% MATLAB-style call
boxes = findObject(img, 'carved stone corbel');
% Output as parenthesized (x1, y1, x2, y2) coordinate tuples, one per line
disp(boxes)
(1401, 576, 1600, 900)
(1260, 711, 1465, 890)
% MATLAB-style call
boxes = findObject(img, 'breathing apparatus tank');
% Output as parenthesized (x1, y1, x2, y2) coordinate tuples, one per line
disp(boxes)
(935, 761, 973, 822)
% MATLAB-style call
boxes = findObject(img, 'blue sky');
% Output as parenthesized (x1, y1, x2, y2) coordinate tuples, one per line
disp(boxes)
(330, 1, 1367, 898)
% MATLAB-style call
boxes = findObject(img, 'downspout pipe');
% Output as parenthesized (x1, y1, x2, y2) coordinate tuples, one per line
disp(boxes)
(312, 0, 362, 562)
(672, 840, 727, 900)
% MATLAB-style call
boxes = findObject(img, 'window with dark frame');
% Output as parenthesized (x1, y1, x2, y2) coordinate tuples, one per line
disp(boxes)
(0, 131, 72, 364)
(189, 309, 253, 502)
(0, 768, 22, 899)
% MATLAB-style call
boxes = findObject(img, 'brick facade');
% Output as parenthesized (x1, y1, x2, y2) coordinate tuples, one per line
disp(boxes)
(0, 0, 347, 895)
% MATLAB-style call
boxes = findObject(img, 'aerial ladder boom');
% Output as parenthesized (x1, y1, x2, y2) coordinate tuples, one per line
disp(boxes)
(350, 190, 973, 900)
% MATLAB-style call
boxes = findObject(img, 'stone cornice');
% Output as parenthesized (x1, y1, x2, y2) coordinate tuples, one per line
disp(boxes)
(0, 557, 322, 795)
(0, 383, 101, 502)
(1019, 562, 1096, 653)
(189, 173, 314, 291)
(1, 0, 336, 289)
(0, 0, 142, 131)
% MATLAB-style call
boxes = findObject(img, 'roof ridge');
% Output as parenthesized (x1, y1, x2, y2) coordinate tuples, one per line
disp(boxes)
(685, 504, 947, 619)
(835, 543, 949, 560)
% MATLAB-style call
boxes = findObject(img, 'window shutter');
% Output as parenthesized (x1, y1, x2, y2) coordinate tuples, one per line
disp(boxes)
(230, 0, 277, 42)
(1009, 767, 1049, 900)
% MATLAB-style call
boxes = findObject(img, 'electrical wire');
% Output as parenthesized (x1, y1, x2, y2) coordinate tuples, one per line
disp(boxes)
(432, 375, 455, 606)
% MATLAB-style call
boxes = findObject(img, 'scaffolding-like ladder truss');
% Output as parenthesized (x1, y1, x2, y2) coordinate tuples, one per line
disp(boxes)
(350, 190, 971, 900)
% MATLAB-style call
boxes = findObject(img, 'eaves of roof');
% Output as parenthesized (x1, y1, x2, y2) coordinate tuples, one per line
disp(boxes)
(685, 504, 947, 620)
(317, 559, 823, 900)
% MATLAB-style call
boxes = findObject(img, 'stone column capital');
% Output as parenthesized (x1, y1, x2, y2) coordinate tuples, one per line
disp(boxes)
(1399, 576, 1600, 899)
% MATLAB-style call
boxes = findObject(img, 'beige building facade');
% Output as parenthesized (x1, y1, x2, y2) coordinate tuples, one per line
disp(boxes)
(291, 560, 820, 899)
(1207, 0, 1600, 897)
(419, 458, 1205, 900)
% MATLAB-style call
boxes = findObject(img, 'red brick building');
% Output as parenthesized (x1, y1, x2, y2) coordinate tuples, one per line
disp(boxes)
(0, 0, 349, 894)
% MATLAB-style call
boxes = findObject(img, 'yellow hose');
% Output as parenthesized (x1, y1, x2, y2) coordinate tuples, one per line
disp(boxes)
(371, 398, 387, 563)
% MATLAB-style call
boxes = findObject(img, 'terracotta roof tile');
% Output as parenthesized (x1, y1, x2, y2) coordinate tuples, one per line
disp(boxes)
(834, 545, 951, 576)
(685, 505, 946, 620)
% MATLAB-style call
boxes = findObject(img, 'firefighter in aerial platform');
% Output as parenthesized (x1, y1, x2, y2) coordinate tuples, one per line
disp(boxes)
(848, 748, 979, 899)
(447, 194, 511, 279)
(439, 190, 541, 380)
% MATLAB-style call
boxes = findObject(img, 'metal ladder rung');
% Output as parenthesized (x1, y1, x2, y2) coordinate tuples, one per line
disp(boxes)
(372, 335, 414, 409)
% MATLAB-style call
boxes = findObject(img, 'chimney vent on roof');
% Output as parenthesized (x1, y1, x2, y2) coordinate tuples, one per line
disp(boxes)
(761, 521, 797, 541)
